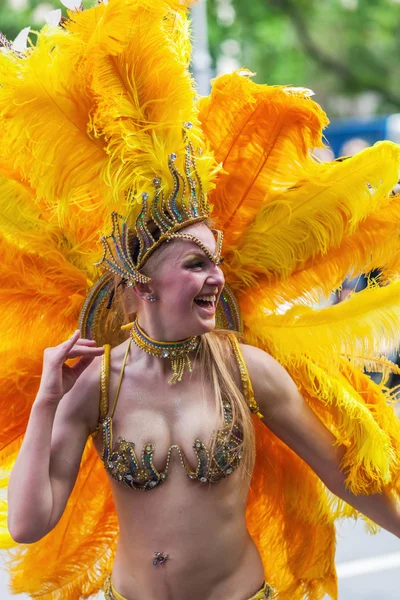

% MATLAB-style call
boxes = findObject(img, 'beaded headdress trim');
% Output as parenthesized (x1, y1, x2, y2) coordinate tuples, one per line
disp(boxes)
(95, 126, 218, 285)
(95, 213, 224, 287)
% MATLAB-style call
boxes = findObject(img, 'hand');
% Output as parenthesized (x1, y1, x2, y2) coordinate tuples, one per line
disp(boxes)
(37, 330, 105, 403)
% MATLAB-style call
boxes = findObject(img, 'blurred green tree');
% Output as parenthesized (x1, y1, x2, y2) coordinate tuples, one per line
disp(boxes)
(208, 0, 400, 114)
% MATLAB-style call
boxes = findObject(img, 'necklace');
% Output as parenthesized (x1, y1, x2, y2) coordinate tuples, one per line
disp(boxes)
(130, 318, 200, 384)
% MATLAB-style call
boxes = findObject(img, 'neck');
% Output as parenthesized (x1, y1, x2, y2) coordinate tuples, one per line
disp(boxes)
(131, 317, 200, 384)
(135, 318, 196, 345)
(136, 310, 195, 343)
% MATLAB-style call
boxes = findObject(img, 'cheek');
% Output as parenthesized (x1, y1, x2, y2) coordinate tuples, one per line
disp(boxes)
(159, 269, 201, 301)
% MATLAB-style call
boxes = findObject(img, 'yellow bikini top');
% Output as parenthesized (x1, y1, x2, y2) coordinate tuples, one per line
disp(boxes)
(94, 335, 262, 490)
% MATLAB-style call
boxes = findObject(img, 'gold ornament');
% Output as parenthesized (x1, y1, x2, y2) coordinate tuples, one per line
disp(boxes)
(130, 318, 200, 384)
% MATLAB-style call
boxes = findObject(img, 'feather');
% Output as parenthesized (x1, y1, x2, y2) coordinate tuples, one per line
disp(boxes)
(342, 354, 400, 386)
(296, 359, 396, 493)
(67, 0, 218, 218)
(234, 195, 400, 309)
(1, 1, 400, 599)
(0, 236, 90, 352)
(244, 279, 400, 372)
(246, 417, 338, 600)
(224, 142, 400, 296)
(198, 70, 329, 246)
(0, 29, 110, 217)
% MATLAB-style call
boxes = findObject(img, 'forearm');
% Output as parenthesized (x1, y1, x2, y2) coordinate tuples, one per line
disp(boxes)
(8, 394, 59, 542)
(330, 476, 400, 538)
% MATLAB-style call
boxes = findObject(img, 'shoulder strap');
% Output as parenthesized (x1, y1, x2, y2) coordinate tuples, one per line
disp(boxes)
(229, 335, 264, 419)
(109, 338, 132, 419)
(91, 344, 111, 438)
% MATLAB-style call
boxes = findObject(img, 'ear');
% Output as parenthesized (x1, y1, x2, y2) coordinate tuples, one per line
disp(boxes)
(131, 281, 155, 302)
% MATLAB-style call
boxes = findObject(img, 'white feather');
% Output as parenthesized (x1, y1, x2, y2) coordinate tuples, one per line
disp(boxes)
(45, 9, 62, 26)
(60, 0, 81, 10)
(12, 27, 30, 53)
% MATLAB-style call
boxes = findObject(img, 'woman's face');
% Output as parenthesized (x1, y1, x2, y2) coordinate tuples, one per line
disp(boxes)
(143, 223, 225, 339)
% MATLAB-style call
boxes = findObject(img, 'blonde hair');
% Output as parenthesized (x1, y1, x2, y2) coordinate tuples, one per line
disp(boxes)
(199, 330, 256, 482)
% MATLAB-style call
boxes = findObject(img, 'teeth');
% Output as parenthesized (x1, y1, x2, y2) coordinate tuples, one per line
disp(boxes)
(195, 295, 216, 302)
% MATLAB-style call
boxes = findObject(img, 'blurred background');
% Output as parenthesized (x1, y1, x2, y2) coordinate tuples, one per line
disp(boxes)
(1, 0, 400, 598)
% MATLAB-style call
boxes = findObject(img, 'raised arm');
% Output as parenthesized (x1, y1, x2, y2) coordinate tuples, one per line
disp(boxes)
(7, 331, 104, 544)
(242, 344, 400, 538)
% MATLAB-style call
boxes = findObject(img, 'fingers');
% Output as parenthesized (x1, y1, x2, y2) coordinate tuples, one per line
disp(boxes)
(61, 329, 81, 353)
(62, 331, 99, 351)
(44, 332, 103, 366)
(66, 346, 105, 359)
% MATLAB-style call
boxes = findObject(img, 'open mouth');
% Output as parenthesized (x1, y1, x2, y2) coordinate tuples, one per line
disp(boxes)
(194, 294, 217, 309)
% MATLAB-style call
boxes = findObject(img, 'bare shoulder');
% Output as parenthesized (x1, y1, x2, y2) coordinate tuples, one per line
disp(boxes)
(239, 343, 300, 415)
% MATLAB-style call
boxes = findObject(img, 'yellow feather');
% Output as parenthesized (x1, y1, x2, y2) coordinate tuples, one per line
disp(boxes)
(245, 280, 400, 371)
(198, 70, 329, 246)
(7, 443, 118, 598)
(234, 195, 400, 309)
(224, 142, 400, 295)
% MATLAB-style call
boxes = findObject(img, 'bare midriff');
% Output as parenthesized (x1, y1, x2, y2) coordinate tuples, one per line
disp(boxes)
(109, 466, 264, 600)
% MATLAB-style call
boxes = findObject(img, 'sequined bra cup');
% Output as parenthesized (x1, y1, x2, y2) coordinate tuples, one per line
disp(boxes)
(93, 335, 262, 491)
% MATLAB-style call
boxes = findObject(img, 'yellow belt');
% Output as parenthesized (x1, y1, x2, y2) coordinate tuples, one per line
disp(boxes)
(104, 576, 277, 599)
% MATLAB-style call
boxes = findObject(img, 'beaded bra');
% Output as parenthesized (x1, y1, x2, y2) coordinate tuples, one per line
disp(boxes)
(93, 335, 262, 491)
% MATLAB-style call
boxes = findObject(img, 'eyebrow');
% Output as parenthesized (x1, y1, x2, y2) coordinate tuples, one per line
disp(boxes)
(181, 251, 208, 261)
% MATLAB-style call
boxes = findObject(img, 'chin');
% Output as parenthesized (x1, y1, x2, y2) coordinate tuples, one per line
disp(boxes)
(192, 316, 216, 336)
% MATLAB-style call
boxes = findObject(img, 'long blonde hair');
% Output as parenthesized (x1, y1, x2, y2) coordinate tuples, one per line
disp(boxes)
(199, 330, 256, 482)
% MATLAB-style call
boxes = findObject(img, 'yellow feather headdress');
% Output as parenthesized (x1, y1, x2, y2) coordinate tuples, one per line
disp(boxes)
(1, 1, 400, 599)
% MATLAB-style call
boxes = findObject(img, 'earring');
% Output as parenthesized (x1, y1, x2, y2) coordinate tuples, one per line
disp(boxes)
(148, 295, 156, 303)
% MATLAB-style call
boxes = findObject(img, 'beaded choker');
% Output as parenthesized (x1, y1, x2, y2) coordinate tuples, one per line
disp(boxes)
(130, 318, 200, 384)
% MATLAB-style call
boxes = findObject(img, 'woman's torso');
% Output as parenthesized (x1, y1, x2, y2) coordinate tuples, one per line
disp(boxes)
(92, 337, 264, 600)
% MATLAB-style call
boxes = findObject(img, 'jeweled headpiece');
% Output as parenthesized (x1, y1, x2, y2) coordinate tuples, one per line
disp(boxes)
(95, 125, 223, 286)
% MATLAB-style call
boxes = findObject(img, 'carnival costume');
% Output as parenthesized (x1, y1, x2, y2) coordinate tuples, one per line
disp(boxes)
(1, 0, 400, 599)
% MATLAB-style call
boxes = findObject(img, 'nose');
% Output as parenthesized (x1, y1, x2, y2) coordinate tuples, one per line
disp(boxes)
(206, 263, 225, 289)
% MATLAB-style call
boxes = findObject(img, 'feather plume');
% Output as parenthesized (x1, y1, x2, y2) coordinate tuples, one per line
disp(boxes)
(0, 237, 89, 352)
(244, 280, 400, 371)
(66, 0, 217, 219)
(246, 416, 338, 600)
(295, 359, 396, 493)
(234, 195, 400, 309)
(343, 354, 400, 386)
(198, 70, 329, 246)
(223, 142, 400, 294)
(1, 1, 400, 599)
(0, 29, 110, 218)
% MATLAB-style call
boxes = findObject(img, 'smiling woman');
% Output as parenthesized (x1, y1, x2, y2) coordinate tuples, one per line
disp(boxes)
(2, 1, 400, 600)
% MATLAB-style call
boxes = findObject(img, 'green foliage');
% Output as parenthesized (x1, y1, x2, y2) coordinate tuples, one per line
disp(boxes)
(208, 0, 400, 114)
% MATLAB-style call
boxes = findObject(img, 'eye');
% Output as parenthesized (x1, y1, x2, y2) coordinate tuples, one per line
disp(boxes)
(186, 261, 205, 269)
